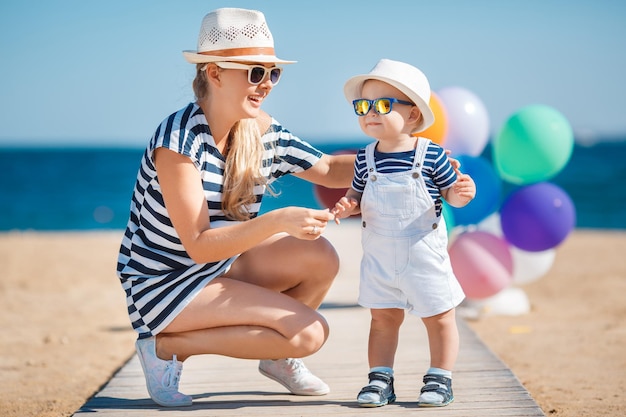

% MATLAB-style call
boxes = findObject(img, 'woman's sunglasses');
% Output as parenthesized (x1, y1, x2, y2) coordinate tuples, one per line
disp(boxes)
(214, 62, 283, 85)
(352, 97, 414, 116)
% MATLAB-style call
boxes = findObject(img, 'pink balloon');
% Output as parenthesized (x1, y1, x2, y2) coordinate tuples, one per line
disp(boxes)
(449, 231, 513, 299)
(437, 86, 490, 156)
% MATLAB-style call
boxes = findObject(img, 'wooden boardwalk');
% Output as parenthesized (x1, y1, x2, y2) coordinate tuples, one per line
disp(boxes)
(74, 223, 545, 416)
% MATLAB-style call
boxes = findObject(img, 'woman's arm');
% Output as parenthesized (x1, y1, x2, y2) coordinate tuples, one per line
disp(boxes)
(154, 148, 334, 264)
(294, 153, 356, 188)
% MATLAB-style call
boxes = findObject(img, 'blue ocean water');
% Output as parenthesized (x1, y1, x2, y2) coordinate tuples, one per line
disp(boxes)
(0, 140, 624, 231)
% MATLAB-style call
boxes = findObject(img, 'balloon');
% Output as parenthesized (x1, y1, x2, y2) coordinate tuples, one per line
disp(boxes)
(415, 92, 448, 145)
(437, 86, 490, 156)
(449, 231, 513, 299)
(313, 149, 358, 211)
(500, 182, 576, 251)
(441, 201, 456, 238)
(480, 287, 531, 316)
(449, 155, 501, 226)
(511, 247, 556, 285)
(476, 212, 503, 237)
(493, 104, 573, 185)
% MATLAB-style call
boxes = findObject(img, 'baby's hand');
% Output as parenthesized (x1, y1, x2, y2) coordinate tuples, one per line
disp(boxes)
(453, 173, 476, 204)
(446, 150, 461, 171)
(331, 197, 359, 225)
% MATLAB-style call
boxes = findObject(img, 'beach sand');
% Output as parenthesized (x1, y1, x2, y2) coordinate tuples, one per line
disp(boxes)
(0, 226, 624, 417)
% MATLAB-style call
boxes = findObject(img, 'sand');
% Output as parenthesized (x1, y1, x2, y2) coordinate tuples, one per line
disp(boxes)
(0, 228, 624, 417)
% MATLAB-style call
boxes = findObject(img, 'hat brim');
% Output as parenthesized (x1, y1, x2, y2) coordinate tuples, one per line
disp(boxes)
(183, 51, 296, 65)
(344, 74, 435, 133)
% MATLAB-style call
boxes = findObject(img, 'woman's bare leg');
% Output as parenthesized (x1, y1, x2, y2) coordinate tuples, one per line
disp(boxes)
(157, 234, 340, 361)
(226, 233, 339, 308)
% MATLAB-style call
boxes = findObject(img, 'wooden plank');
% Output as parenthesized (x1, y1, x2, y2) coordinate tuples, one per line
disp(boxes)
(74, 223, 543, 416)
(74, 310, 544, 416)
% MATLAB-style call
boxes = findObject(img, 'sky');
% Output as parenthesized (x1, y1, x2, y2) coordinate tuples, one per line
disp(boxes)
(1, 0, 625, 147)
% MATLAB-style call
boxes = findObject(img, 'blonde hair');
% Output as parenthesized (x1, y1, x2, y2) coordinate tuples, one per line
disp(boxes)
(193, 64, 273, 221)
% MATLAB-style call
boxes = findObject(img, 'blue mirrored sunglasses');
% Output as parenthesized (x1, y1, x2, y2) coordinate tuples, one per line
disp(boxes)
(352, 97, 413, 116)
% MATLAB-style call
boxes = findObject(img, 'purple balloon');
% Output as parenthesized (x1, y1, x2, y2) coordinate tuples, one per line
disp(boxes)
(500, 182, 575, 251)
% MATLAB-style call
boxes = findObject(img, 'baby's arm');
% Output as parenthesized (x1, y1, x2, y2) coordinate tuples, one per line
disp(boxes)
(442, 167, 476, 208)
(331, 188, 362, 224)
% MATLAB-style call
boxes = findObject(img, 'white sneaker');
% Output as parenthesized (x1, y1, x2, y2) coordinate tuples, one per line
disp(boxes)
(135, 337, 192, 407)
(259, 358, 330, 396)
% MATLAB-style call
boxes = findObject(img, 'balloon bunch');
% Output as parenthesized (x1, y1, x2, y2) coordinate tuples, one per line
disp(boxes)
(426, 86, 576, 313)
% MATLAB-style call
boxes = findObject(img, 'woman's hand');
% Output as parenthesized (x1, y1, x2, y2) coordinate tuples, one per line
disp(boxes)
(277, 207, 335, 239)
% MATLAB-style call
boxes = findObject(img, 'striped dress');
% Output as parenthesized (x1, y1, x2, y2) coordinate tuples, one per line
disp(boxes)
(117, 103, 322, 339)
(351, 140, 457, 217)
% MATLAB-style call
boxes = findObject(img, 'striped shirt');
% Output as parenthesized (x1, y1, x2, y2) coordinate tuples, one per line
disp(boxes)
(351, 141, 457, 216)
(116, 103, 322, 339)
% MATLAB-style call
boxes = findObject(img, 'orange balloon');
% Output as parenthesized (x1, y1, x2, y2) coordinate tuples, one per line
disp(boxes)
(414, 92, 448, 145)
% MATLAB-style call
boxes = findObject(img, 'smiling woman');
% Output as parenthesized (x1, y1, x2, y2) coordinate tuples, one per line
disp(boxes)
(114, 7, 356, 407)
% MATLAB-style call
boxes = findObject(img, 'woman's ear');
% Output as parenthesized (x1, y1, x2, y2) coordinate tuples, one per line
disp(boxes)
(205, 64, 221, 86)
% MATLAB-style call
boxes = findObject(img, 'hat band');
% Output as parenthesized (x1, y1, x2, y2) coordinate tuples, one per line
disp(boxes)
(199, 47, 276, 58)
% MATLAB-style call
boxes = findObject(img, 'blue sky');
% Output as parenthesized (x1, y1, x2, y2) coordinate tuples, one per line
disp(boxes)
(1, 0, 625, 147)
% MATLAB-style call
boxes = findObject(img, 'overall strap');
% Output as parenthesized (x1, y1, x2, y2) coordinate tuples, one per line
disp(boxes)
(364, 141, 378, 174)
(413, 137, 432, 169)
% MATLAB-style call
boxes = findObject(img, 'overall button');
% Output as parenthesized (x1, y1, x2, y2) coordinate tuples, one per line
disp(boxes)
(362, 221, 367, 228)
(370, 175, 377, 181)
(432, 223, 438, 229)
(412, 172, 420, 178)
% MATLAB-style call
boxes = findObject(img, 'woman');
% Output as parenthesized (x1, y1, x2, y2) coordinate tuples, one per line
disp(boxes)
(116, 8, 354, 407)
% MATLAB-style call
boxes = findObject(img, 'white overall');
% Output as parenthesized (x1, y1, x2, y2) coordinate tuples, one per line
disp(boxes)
(358, 138, 465, 317)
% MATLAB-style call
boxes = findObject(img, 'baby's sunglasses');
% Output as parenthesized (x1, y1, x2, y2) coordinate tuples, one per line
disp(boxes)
(214, 62, 283, 85)
(352, 97, 414, 116)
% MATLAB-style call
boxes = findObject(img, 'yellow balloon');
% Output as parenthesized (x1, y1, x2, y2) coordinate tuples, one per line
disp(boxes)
(414, 92, 448, 145)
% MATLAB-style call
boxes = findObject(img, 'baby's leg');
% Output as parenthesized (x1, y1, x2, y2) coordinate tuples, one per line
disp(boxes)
(357, 308, 404, 407)
(418, 308, 458, 406)
(421, 308, 459, 370)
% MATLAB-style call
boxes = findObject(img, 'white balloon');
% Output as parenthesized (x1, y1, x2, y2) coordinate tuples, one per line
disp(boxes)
(481, 287, 531, 316)
(511, 247, 556, 285)
(437, 86, 490, 156)
(476, 212, 503, 237)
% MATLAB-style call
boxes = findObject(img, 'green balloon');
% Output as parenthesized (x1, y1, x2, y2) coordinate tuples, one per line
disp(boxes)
(441, 201, 456, 237)
(493, 105, 573, 185)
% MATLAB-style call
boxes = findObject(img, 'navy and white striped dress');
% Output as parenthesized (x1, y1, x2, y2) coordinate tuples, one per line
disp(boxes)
(351, 140, 457, 216)
(117, 103, 322, 339)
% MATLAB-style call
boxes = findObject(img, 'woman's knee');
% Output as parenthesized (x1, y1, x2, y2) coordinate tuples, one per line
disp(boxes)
(289, 312, 330, 357)
(305, 237, 340, 282)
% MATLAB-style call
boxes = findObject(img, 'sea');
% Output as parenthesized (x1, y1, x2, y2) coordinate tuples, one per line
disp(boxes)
(1, 139, 625, 231)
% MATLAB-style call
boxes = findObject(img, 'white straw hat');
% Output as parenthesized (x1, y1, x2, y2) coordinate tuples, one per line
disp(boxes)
(344, 59, 434, 133)
(183, 8, 296, 65)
